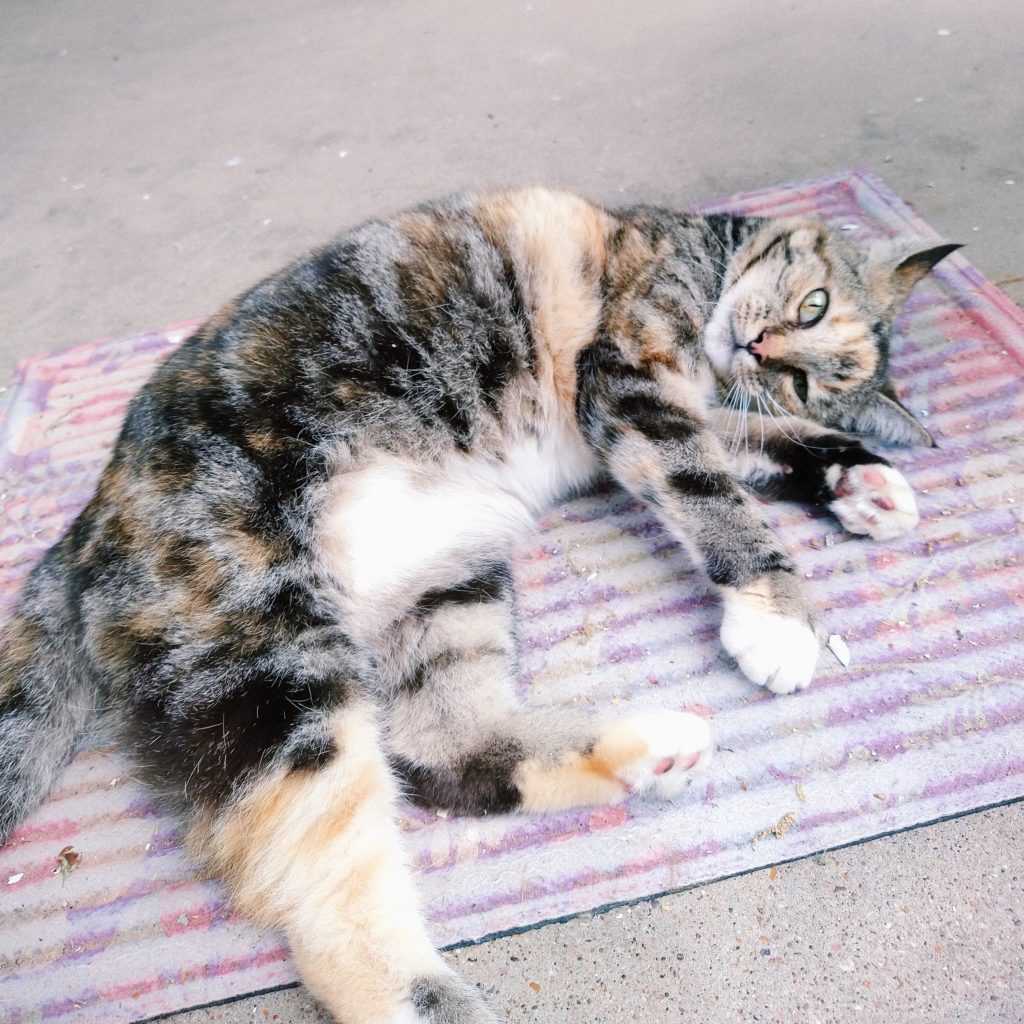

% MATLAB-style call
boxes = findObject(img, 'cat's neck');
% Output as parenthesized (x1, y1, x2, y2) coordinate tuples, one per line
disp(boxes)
(601, 208, 765, 349)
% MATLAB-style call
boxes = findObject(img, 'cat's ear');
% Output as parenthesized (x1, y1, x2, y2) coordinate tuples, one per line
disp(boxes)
(839, 389, 935, 447)
(865, 240, 963, 315)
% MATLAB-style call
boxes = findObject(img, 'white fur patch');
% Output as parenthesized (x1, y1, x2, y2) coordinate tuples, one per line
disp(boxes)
(318, 428, 598, 635)
(729, 448, 789, 486)
(719, 594, 819, 694)
(614, 711, 713, 798)
(702, 287, 740, 375)
(827, 463, 919, 541)
(702, 258, 780, 375)
(323, 457, 531, 599)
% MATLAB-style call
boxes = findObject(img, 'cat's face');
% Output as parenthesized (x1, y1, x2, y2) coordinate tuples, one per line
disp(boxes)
(703, 219, 960, 445)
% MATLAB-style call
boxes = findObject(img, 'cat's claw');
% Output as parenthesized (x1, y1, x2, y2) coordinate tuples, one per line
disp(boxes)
(720, 602, 819, 694)
(827, 463, 919, 541)
(614, 711, 713, 799)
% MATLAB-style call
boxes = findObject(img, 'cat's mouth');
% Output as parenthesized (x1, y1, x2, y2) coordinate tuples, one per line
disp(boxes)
(730, 350, 764, 395)
(729, 356, 803, 419)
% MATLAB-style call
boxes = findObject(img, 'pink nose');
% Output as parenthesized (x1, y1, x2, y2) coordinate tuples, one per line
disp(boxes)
(748, 332, 783, 362)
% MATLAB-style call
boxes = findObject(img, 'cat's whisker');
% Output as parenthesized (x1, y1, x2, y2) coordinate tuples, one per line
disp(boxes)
(755, 396, 766, 460)
(716, 382, 737, 442)
(742, 390, 751, 459)
(757, 389, 824, 453)
(729, 387, 751, 457)
(722, 386, 742, 454)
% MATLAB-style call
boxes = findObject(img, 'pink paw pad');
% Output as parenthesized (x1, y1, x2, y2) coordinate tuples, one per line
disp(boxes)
(613, 712, 713, 799)
(827, 462, 919, 541)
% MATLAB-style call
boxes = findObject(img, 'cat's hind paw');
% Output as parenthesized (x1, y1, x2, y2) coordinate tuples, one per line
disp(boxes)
(401, 975, 500, 1024)
(827, 463, 919, 541)
(516, 710, 713, 811)
(610, 711, 714, 799)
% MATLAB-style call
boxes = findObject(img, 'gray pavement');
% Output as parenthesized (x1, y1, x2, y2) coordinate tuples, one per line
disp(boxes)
(2, 1, 1022, 1021)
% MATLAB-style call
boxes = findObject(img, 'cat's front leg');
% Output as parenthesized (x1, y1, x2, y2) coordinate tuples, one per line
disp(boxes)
(577, 339, 820, 693)
(647, 443, 820, 693)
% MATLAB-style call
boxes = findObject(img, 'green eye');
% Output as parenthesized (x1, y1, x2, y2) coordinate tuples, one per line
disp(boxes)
(792, 369, 809, 403)
(797, 288, 829, 326)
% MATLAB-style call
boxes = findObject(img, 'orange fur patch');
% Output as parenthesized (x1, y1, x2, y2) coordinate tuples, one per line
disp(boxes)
(0, 615, 44, 696)
(200, 712, 382, 923)
(476, 189, 611, 413)
(515, 723, 650, 812)
(190, 701, 445, 1021)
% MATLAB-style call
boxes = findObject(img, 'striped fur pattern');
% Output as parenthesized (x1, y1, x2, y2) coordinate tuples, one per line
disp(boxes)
(0, 188, 956, 1023)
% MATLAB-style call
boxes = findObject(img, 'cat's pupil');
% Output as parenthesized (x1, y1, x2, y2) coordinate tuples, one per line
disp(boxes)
(792, 369, 810, 403)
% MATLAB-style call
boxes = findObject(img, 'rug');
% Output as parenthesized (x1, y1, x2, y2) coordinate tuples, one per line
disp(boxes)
(2, 170, 1023, 1023)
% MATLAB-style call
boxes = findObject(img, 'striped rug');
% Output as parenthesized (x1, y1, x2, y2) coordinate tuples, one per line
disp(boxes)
(2, 171, 1023, 1023)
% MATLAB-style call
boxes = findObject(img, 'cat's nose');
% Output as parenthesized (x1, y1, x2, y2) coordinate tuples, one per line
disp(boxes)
(747, 330, 784, 363)
(745, 331, 767, 363)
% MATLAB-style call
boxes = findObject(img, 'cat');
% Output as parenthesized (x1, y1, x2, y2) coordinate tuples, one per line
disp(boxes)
(0, 187, 957, 1023)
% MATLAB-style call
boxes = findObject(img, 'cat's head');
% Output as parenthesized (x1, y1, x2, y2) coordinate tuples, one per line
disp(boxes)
(703, 218, 961, 445)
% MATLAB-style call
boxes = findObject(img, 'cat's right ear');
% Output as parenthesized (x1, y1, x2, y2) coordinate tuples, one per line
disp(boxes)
(865, 239, 963, 316)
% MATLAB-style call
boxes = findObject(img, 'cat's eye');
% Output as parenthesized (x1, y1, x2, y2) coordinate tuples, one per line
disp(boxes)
(797, 288, 829, 327)
(792, 369, 809, 403)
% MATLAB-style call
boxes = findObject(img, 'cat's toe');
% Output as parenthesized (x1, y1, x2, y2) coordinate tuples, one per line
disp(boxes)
(613, 711, 713, 799)
(720, 608, 819, 694)
(827, 463, 918, 541)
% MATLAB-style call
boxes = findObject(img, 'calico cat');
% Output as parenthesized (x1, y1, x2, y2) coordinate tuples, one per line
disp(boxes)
(0, 188, 957, 1023)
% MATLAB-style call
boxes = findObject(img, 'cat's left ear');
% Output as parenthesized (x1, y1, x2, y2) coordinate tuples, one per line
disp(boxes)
(839, 388, 935, 447)
(866, 240, 963, 315)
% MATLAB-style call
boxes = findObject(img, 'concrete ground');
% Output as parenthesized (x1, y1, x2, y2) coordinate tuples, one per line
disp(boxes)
(2, 1, 1022, 1021)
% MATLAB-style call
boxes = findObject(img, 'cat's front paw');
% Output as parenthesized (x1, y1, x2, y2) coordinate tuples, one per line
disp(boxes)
(826, 463, 919, 541)
(719, 580, 819, 694)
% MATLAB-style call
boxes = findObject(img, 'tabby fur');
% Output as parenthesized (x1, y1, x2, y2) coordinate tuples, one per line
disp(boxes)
(0, 188, 957, 1023)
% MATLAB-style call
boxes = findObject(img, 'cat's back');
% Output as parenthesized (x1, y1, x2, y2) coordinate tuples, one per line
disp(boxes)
(138, 188, 612, 446)
(64, 190, 618, 601)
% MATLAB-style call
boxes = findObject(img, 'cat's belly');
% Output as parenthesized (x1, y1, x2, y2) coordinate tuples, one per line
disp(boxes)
(318, 432, 599, 623)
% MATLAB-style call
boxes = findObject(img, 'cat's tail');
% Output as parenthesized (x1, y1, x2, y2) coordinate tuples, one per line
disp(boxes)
(0, 549, 101, 847)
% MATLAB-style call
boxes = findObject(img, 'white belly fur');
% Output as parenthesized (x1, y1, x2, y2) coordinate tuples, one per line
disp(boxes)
(318, 424, 598, 630)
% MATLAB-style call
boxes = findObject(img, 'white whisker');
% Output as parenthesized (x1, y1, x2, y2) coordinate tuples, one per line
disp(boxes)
(756, 389, 826, 454)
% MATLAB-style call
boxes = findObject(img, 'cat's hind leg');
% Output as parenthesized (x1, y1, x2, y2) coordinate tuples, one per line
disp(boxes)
(383, 563, 712, 815)
(192, 696, 496, 1024)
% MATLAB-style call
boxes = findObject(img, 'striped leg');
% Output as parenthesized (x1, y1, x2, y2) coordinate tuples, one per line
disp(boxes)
(193, 698, 497, 1024)
(576, 336, 820, 693)
(383, 566, 712, 813)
